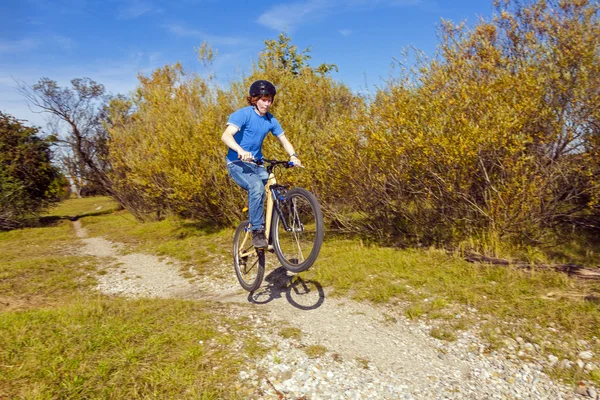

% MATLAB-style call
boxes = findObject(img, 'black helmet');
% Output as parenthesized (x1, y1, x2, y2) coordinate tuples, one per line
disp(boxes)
(249, 80, 276, 97)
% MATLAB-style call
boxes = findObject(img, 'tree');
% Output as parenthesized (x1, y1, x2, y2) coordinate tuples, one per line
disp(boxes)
(0, 112, 65, 230)
(258, 32, 338, 75)
(17, 77, 112, 196)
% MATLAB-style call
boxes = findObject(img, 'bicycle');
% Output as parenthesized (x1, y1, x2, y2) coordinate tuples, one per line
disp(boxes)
(233, 159, 324, 292)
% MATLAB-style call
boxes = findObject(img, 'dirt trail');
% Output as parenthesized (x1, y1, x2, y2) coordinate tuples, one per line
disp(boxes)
(73, 220, 457, 370)
(72, 220, 577, 399)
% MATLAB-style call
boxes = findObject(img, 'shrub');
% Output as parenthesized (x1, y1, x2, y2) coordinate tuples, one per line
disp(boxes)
(0, 112, 64, 229)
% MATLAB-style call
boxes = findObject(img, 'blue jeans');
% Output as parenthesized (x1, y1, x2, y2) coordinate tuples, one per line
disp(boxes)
(227, 161, 269, 231)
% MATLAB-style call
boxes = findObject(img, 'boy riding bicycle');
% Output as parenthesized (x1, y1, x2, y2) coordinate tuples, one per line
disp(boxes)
(221, 80, 301, 249)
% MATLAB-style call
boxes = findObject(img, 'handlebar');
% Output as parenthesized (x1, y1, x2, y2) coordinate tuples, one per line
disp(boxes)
(253, 158, 304, 172)
(259, 158, 293, 167)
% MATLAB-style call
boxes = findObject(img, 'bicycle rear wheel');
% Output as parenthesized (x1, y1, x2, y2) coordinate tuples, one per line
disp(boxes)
(233, 220, 265, 292)
(272, 188, 324, 273)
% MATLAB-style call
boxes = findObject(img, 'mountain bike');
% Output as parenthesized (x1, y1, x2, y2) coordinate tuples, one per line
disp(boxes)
(233, 159, 324, 292)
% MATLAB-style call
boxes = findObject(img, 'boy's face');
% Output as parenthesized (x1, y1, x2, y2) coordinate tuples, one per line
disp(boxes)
(255, 95, 273, 115)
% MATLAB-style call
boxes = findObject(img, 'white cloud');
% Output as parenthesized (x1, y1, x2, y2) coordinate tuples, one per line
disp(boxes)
(257, 0, 438, 31)
(257, 0, 332, 32)
(0, 35, 76, 56)
(118, 0, 161, 19)
(164, 23, 251, 46)
(165, 23, 202, 37)
(0, 39, 39, 54)
(339, 29, 352, 36)
(51, 35, 76, 51)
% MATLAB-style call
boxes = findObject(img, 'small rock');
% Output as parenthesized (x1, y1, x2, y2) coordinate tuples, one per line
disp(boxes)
(523, 343, 535, 353)
(587, 388, 597, 399)
(576, 384, 588, 396)
(560, 359, 574, 369)
(579, 351, 594, 360)
(585, 362, 597, 372)
(516, 337, 525, 345)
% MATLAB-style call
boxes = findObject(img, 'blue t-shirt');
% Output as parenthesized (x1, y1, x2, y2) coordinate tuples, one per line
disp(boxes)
(226, 106, 284, 163)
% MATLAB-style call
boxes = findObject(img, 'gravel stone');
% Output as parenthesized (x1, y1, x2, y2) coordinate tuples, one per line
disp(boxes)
(580, 351, 594, 360)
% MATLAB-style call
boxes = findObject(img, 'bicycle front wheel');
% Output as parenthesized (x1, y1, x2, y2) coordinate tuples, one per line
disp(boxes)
(233, 220, 265, 292)
(271, 188, 324, 273)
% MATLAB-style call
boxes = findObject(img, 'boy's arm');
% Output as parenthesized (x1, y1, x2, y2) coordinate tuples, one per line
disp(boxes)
(277, 134, 301, 166)
(221, 125, 253, 161)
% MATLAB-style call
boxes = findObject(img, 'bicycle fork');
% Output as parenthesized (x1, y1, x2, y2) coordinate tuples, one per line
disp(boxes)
(271, 186, 304, 233)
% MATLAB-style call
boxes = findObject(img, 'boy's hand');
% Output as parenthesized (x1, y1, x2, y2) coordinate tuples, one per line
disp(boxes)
(290, 155, 302, 167)
(238, 150, 253, 161)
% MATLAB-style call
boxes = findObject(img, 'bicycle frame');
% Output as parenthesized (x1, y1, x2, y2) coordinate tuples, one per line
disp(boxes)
(237, 168, 278, 259)
(233, 159, 323, 290)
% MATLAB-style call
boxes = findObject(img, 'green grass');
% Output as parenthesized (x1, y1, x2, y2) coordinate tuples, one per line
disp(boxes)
(44, 196, 121, 219)
(1, 298, 263, 399)
(7, 197, 600, 389)
(0, 199, 270, 399)
(0, 219, 94, 303)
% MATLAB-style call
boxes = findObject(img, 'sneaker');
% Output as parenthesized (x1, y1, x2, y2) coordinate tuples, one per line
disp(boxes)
(252, 230, 268, 248)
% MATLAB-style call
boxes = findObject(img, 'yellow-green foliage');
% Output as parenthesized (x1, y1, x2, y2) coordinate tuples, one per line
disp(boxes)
(107, 35, 364, 227)
(248, 33, 365, 211)
(355, 0, 600, 246)
(108, 63, 243, 224)
(106, 2, 599, 248)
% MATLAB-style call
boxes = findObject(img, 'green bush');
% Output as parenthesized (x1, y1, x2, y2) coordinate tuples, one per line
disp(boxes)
(0, 112, 65, 230)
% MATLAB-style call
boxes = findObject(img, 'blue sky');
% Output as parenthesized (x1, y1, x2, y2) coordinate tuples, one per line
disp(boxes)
(1, 0, 495, 129)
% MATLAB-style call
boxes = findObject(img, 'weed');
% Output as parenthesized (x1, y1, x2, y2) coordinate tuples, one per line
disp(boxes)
(279, 327, 302, 340)
(303, 345, 327, 359)
(382, 313, 398, 324)
(405, 305, 424, 320)
(590, 369, 600, 386)
(430, 326, 458, 342)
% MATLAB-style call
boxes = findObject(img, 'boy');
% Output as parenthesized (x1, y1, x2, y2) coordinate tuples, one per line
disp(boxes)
(221, 80, 301, 248)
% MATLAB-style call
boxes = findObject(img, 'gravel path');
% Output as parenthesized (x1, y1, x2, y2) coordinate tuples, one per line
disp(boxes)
(72, 220, 596, 399)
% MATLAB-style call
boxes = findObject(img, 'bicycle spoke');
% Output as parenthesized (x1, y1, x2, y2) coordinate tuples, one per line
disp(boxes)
(289, 202, 305, 262)
(273, 188, 323, 272)
(233, 221, 265, 292)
